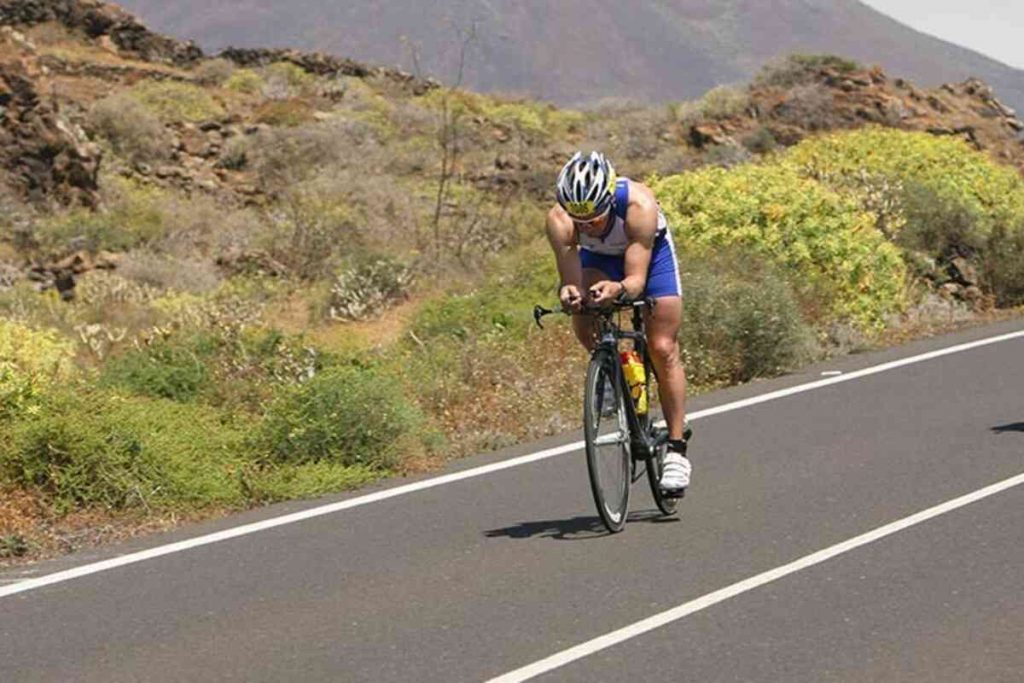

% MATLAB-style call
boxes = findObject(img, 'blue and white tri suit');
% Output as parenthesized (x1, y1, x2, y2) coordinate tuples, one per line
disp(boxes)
(577, 178, 682, 298)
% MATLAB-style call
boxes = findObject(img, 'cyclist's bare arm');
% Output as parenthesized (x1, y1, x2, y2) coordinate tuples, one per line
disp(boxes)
(619, 181, 659, 299)
(546, 206, 584, 310)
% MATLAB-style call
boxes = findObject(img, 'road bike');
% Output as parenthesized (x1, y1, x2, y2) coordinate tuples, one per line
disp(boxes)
(534, 297, 688, 532)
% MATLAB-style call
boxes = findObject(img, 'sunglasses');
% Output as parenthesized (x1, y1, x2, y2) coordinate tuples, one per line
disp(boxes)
(570, 209, 610, 227)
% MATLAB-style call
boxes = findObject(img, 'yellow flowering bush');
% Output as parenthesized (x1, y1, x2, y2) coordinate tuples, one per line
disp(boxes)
(0, 320, 75, 418)
(785, 128, 1024, 304)
(129, 80, 226, 122)
(653, 162, 907, 329)
(785, 128, 1024, 236)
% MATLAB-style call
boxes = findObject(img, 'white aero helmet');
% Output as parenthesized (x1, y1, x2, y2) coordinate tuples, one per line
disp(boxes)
(556, 151, 617, 218)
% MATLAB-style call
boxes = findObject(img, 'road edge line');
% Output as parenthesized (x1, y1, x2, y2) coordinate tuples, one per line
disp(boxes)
(3, 328, 1023, 599)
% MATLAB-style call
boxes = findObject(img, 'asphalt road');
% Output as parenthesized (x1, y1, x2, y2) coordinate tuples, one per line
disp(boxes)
(2, 319, 1023, 682)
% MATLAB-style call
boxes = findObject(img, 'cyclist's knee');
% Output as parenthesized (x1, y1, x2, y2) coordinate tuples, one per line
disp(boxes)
(572, 315, 598, 350)
(649, 335, 680, 365)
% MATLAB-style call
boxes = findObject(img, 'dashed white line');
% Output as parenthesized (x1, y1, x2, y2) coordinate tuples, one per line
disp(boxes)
(2, 328, 1023, 600)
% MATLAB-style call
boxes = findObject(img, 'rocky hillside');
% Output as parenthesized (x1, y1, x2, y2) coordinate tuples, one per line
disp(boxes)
(112, 0, 1024, 113)
(0, 0, 1022, 297)
(0, 2, 1021, 216)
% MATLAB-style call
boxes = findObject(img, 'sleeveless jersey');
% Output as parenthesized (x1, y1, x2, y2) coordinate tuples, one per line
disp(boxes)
(577, 178, 668, 256)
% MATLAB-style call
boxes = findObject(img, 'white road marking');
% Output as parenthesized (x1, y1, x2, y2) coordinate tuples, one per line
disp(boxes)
(488, 471, 1024, 682)
(2, 328, 1023, 600)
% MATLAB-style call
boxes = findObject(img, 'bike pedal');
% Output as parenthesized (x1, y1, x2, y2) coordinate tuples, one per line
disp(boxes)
(660, 487, 686, 499)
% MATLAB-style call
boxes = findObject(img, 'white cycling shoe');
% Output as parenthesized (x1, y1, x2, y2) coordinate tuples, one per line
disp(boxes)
(659, 451, 691, 492)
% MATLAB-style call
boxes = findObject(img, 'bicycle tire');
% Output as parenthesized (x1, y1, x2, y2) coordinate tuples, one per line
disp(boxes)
(583, 347, 631, 533)
(646, 438, 679, 516)
(639, 353, 679, 516)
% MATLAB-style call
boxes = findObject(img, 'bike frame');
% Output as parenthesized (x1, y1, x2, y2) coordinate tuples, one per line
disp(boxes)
(590, 300, 662, 463)
(534, 299, 665, 462)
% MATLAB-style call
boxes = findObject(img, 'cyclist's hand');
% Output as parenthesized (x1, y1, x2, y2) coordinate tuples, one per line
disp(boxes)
(559, 284, 583, 313)
(588, 280, 624, 306)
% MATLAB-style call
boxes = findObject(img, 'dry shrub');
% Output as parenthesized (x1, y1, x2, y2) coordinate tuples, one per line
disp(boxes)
(0, 184, 34, 253)
(704, 143, 753, 168)
(193, 58, 236, 86)
(261, 62, 317, 100)
(326, 255, 414, 321)
(755, 54, 861, 89)
(150, 195, 259, 259)
(772, 83, 839, 131)
(74, 271, 160, 307)
(260, 191, 362, 279)
(253, 99, 316, 127)
(232, 121, 376, 191)
(698, 85, 750, 119)
(579, 106, 683, 174)
(672, 85, 750, 129)
(87, 92, 171, 164)
(741, 126, 778, 155)
(116, 251, 221, 293)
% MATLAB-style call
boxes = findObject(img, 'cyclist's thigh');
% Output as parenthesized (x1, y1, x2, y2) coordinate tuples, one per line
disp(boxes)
(645, 295, 682, 349)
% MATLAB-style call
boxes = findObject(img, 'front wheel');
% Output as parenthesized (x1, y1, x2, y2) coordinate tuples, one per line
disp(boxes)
(584, 347, 631, 533)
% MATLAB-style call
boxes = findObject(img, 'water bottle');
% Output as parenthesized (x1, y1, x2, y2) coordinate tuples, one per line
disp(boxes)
(619, 350, 648, 415)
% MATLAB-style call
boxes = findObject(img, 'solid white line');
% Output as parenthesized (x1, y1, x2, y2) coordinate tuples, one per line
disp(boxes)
(488, 471, 1024, 682)
(2, 328, 1023, 599)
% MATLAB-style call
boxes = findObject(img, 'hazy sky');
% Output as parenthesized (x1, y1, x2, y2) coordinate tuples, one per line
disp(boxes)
(861, 0, 1024, 69)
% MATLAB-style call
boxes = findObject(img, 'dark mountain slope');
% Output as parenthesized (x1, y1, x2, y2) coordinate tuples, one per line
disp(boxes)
(112, 0, 1024, 112)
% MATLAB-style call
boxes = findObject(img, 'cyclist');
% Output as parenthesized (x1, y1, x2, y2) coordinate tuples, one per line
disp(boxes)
(546, 151, 691, 494)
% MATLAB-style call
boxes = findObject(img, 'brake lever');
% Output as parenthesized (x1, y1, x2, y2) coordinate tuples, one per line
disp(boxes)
(533, 304, 553, 329)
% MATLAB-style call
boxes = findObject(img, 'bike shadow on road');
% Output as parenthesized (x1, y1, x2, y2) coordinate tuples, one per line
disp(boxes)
(992, 422, 1024, 433)
(484, 509, 680, 541)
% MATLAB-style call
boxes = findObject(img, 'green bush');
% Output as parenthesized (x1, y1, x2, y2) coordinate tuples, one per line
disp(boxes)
(653, 162, 907, 329)
(411, 241, 558, 343)
(242, 461, 380, 504)
(100, 338, 211, 402)
(35, 177, 171, 252)
(422, 88, 583, 140)
(224, 68, 265, 94)
(985, 219, 1024, 306)
(741, 126, 778, 155)
(679, 251, 815, 386)
(0, 389, 248, 513)
(260, 365, 430, 469)
(128, 81, 226, 123)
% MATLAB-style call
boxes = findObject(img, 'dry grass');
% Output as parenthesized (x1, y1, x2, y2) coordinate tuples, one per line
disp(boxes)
(0, 487, 229, 567)
(35, 40, 191, 77)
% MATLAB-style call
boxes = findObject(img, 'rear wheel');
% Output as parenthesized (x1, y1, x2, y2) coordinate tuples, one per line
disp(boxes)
(584, 347, 631, 533)
(646, 436, 679, 516)
(640, 356, 679, 516)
